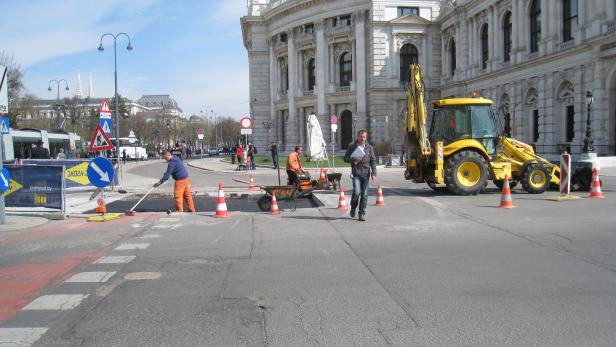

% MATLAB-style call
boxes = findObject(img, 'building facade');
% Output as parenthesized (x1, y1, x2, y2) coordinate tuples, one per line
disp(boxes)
(242, 0, 616, 158)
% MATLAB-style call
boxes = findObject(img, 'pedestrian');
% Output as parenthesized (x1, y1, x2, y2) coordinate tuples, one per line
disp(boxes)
(31, 140, 50, 159)
(153, 150, 196, 213)
(248, 143, 257, 170)
(56, 148, 67, 160)
(286, 145, 305, 186)
(231, 144, 236, 165)
(344, 130, 376, 222)
(69, 144, 77, 159)
(270, 143, 279, 169)
(122, 149, 127, 164)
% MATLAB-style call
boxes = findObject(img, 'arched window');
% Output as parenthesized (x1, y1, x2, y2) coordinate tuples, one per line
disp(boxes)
(340, 52, 352, 87)
(481, 24, 489, 69)
(563, 0, 578, 42)
(503, 12, 512, 62)
(450, 39, 456, 76)
(530, 0, 541, 53)
(307, 58, 315, 91)
(399, 44, 418, 82)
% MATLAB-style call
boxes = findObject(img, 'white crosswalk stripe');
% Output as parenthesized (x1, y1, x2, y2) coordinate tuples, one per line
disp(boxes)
(0, 328, 49, 346)
(115, 243, 150, 250)
(65, 272, 116, 283)
(95, 256, 136, 264)
(22, 294, 89, 310)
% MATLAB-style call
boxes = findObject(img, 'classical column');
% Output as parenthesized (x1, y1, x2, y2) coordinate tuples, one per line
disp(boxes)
(488, 7, 495, 72)
(329, 43, 336, 92)
(298, 51, 304, 94)
(269, 38, 278, 144)
(577, 0, 586, 43)
(539, 0, 548, 56)
(511, 4, 519, 64)
(516, 0, 525, 62)
(316, 20, 328, 118)
(351, 38, 357, 91)
(355, 11, 367, 131)
(469, 18, 475, 74)
(287, 29, 299, 146)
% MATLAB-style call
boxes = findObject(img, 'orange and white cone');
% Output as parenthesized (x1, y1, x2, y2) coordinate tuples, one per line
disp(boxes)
(319, 168, 326, 182)
(375, 185, 385, 206)
(498, 175, 516, 209)
(249, 176, 256, 190)
(589, 168, 605, 199)
(96, 196, 106, 214)
(215, 182, 230, 218)
(337, 185, 348, 210)
(270, 192, 280, 215)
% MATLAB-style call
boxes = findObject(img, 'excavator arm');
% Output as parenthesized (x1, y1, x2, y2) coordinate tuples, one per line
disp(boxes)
(405, 64, 432, 181)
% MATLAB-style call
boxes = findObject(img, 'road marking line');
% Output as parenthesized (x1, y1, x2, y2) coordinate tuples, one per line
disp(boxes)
(139, 234, 160, 239)
(0, 328, 49, 346)
(22, 294, 89, 310)
(95, 256, 136, 264)
(115, 243, 150, 250)
(124, 272, 161, 280)
(159, 218, 180, 222)
(65, 271, 116, 283)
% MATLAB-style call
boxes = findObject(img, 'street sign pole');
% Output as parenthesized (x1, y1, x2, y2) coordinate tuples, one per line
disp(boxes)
(0, 65, 9, 224)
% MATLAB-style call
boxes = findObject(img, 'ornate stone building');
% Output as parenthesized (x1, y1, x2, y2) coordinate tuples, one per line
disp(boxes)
(242, 0, 616, 158)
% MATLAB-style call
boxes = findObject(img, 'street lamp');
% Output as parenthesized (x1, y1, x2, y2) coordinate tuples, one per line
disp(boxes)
(48, 79, 69, 129)
(98, 32, 133, 164)
(582, 90, 595, 153)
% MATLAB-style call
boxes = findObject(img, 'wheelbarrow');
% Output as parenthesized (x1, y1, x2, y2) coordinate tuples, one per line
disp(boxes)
(232, 178, 314, 212)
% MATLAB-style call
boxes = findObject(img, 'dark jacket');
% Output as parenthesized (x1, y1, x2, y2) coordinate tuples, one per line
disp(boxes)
(344, 142, 377, 178)
(31, 146, 50, 159)
(160, 155, 189, 183)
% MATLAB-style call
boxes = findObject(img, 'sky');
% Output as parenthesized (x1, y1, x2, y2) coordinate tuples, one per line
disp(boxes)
(0, 0, 249, 119)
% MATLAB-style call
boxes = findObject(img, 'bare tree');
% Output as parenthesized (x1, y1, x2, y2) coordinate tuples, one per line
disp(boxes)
(0, 50, 25, 109)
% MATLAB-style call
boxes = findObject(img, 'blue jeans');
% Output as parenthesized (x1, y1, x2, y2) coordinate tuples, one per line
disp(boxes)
(272, 154, 279, 169)
(351, 175, 370, 214)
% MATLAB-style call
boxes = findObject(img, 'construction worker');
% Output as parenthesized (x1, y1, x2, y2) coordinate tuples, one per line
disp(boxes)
(153, 150, 196, 213)
(344, 130, 376, 222)
(286, 145, 305, 186)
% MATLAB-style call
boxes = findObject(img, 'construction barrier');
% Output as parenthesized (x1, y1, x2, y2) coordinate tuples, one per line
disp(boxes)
(3, 165, 66, 213)
(19, 159, 119, 189)
(560, 152, 571, 195)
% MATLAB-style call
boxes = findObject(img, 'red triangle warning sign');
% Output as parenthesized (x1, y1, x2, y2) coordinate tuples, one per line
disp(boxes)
(89, 124, 115, 152)
(99, 98, 112, 114)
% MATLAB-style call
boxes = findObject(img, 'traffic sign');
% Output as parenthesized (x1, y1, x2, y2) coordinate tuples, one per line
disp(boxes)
(100, 118, 112, 134)
(330, 114, 337, 125)
(0, 65, 7, 115)
(88, 124, 114, 152)
(240, 117, 252, 129)
(128, 130, 137, 144)
(0, 168, 10, 192)
(0, 117, 9, 134)
(240, 128, 253, 135)
(87, 157, 114, 188)
(99, 98, 112, 118)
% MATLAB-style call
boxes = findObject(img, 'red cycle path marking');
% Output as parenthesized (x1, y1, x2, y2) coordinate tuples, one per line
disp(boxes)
(0, 248, 106, 324)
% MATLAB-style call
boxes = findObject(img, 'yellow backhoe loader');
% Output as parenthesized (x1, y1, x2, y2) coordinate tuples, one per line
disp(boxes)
(404, 64, 562, 195)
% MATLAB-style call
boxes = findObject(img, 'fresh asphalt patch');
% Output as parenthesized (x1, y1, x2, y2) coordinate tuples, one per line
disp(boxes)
(89, 194, 323, 213)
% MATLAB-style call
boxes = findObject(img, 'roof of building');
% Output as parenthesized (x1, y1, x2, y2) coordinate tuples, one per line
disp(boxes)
(136, 94, 183, 112)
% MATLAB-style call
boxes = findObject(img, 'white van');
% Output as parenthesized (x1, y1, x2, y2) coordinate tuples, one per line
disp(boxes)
(111, 137, 148, 161)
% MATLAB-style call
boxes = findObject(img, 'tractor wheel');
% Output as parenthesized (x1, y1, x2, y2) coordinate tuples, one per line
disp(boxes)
(444, 151, 488, 196)
(521, 163, 551, 194)
(493, 179, 518, 190)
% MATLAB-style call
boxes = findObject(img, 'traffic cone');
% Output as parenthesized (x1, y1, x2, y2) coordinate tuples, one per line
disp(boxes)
(375, 185, 385, 206)
(215, 182, 230, 218)
(249, 176, 256, 190)
(337, 184, 348, 210)
(497, 175, 516, 209)
(270, 192, 280, 215)
(96, 196, 107, 214)
(589, 168, 605, 199)
(319, 168, 326, 182)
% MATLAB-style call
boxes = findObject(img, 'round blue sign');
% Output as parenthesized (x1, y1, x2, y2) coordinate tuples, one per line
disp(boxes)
(0, 168, 10, 192)
(87, 157, 115, 188)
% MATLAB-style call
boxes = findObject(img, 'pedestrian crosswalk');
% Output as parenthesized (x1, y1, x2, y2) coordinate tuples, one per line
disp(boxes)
(0, 221, 170, 346)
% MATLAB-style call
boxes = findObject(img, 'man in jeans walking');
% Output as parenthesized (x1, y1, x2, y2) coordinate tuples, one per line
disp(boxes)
(154, 150, 196, 213)
(344, 130, 376, 221)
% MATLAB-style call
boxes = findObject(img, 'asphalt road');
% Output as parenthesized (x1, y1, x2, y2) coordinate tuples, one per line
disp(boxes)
(2, 158, 616, 346)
